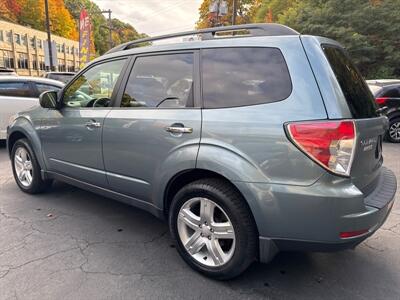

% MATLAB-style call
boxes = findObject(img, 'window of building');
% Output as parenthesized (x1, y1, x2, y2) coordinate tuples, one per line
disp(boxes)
(61, 44, 65, 53)
(21, 35, 27, 46)
(122, 53, 194, 108)
(17, 53, 28, 69)
(37, 39, 42, 49)
(58, 59, 65, 72)
(66, 46, 70, 54)
(30, 37, 35, 48)
(39, 56, 46, 70)
(0, 31, 3, 42)
(32, 60, 38, 70)
(56, 43, 61, 53)
(6, 31, 12, 44)
(202, 47, 292, 108)
(2, 50, 15, 69)
(14, 33, 21, 45)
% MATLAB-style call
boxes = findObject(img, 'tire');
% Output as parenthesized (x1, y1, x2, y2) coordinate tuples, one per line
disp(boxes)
(11, 138, 52, 194)
(386, 117, 400, 143)
(169, 178, 258, 280)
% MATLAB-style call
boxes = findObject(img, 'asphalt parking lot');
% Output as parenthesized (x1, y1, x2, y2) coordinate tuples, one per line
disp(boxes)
(0, 141, 399, 300)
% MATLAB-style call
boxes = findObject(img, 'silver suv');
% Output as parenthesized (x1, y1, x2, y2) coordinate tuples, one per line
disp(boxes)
(7, 24, 397, 279)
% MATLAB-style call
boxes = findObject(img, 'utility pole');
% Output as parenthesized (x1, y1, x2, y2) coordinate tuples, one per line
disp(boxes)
(101, 9, 113, 50)
(44, 0, 54, 71)
(232, 0, 237, 25)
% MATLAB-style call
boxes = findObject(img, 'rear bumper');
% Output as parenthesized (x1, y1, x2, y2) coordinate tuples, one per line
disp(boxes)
(234, 167, 397, 263)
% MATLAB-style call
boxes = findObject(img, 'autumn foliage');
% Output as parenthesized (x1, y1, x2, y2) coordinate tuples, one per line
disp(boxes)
(0, 0, 78, 40)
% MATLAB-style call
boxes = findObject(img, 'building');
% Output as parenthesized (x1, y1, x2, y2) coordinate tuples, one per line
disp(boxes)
(0, 19, 80, 76)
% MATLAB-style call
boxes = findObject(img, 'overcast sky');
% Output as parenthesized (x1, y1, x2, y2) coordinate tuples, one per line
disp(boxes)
(92, 0, 203, 36)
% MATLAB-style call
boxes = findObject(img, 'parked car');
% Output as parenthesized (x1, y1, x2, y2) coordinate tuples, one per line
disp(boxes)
(0, 76, 63, 139)
(7, 24, 397, 279)
(0, 67, 17, 76)
(368, 81, 400, 143)
(42, 72, 75, 83)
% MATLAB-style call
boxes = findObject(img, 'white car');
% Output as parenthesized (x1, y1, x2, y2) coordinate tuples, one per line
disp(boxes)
(0, 76, 64, 139)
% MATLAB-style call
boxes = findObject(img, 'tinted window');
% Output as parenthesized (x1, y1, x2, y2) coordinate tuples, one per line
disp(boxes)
(382, 87, 400, 98)
(323, 45, 378, 118)
(49, 74, 74, 83)
(35, 83, 62, 97)
(122, 53, 194, 108)
(202, 47, 291, 108)
(0, 82, 31, 97)
(63, 59, 126, 108)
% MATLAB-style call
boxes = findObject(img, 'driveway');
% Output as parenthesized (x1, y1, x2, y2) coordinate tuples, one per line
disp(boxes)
(0, 141, 399, 299)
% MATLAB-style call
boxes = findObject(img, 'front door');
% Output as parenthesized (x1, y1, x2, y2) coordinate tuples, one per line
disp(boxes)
(102, 52, 201, 204)
(40, 58, 128, 186)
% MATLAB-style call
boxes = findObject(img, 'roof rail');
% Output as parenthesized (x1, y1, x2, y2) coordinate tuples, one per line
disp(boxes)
(106, 23, 299, 54)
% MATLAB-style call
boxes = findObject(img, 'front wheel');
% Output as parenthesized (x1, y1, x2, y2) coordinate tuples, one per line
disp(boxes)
(11, 139, 52, 194)
(169, 179, 258, 280)
(387, 118, 400, 143)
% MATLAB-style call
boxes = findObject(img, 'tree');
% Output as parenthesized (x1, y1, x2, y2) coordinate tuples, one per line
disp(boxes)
(196, 0, 259, 29)
(278, 0, 400, 78)
(65, 0, 145, 56)
(252, 0, 296, 23)
(0, 0, 21, 22)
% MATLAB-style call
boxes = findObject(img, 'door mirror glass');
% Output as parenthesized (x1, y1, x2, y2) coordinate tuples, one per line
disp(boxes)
(39, 90, 58, 109)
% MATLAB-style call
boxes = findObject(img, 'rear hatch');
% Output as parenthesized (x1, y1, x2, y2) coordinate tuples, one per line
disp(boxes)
(322, 45, 387, 193)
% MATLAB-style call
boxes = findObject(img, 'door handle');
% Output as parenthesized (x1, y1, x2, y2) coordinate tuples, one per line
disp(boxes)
(165, 126, 193, 134)
(85, 120, 101, 129)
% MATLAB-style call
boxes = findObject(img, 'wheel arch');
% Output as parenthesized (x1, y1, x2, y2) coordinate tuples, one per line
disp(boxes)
(163, 168, 260, 236)
(7, 119, 46, 171)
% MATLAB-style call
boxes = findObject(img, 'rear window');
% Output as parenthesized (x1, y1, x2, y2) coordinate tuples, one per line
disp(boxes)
(381, 86, 400, 98)
(322, 45, 378, 118)
(202, 47, 292, 108)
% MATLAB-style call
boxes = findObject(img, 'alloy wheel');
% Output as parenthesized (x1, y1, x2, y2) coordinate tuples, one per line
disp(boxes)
(177, 197, 235, 267)
(14, 147, 33, 187)
(389, 121, 400, 141)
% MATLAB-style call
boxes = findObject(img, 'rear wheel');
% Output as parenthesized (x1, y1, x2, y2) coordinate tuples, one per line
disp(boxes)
(11, 139, 52, 194)
(387, 118, 400, 143)
(169, 178, 257, 280)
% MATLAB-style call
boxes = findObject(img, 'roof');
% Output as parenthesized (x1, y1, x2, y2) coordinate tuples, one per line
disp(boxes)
(0, 76, 64, 86)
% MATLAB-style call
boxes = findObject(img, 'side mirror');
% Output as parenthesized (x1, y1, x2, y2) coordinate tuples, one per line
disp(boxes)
(39, 90, 58, 109)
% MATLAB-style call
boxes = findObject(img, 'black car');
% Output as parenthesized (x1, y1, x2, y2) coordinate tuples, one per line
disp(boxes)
(368, 81, 400, 143)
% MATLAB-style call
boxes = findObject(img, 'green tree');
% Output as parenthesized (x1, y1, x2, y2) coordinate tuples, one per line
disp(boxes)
(278, 0, 400, 78)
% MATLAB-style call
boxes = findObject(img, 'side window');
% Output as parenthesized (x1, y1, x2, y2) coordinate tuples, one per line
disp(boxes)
(0, 82, 32, 97)
(382, 87, 400, 98)
(121, 53, 194, 108)
(63, 59, 126, 108)
(35, 83, 61, 97)
(202, 47, 292, 108)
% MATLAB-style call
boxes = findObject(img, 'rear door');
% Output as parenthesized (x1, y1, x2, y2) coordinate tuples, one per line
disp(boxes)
(102, 51, 201, 204)
(321, 45, 387, 191)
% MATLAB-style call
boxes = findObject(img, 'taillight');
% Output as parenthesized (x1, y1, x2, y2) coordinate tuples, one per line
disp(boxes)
(286, 120, 356, 177)
(375, 97, 388, 105)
